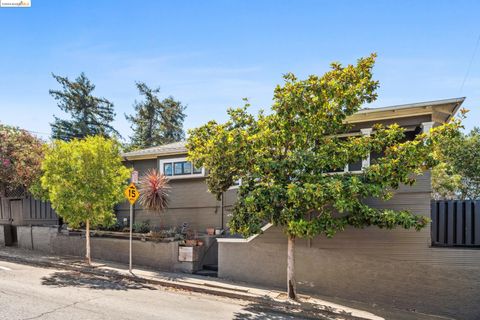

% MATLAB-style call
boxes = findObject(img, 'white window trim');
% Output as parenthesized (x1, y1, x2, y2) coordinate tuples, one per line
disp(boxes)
(228, 178, 242, 190)
(159, 157, 205, 179)
(325, 128, 372, 175)
(421, 121, 435, 135)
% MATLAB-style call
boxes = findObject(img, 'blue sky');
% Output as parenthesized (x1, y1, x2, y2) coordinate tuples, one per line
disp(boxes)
(0, 0, 478, 140)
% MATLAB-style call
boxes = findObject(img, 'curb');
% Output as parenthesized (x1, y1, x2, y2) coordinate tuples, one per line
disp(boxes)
(0, 251, 369, 320)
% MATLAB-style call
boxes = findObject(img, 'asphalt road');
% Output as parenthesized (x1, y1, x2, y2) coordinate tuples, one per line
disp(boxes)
(0, 260, 313, 320)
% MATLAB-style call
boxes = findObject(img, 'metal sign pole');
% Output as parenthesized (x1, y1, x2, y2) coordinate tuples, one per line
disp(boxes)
(129, 203, 133, 273)
(124, 171, 139, 275)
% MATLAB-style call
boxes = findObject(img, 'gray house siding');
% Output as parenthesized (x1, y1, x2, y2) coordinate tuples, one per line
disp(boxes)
(218, 171, 480, 319)
(116, 159, 236, 232)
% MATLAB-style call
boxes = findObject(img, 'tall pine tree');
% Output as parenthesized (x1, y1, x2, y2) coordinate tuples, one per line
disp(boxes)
(49, 73, 119, 141)
(126, 82, 186, 150)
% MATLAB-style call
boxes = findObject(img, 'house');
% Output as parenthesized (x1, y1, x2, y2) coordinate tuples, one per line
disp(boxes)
(120, 97, 480, 319)
(119, 142, 237, 233)
(119, 97, 463, 233)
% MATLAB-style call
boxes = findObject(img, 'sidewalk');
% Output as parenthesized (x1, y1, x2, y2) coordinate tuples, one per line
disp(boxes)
(0, 247, 448, 320)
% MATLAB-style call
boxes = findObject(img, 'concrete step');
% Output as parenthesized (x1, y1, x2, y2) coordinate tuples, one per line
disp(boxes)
(194, 269, 218, 277)
(203, 264, 218, 271)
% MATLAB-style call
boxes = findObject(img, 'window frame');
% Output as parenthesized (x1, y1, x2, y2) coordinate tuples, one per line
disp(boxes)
(159, 157, 206, 179)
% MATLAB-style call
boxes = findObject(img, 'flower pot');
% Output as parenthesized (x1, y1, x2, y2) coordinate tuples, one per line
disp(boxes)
(206, 227, 215, 235)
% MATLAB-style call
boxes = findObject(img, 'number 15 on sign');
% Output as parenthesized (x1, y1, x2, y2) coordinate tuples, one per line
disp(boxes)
(124, 183, 139, 205)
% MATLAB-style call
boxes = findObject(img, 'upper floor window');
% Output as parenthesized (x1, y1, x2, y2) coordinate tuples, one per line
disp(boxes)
(159, 157, 205, 179)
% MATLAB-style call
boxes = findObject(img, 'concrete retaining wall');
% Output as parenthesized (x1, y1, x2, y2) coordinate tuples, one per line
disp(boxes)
(0, 225, 5, 246)
(218, 172, 480, 319)
(16, 226, 181, 272)
(219, 226, 480, 319)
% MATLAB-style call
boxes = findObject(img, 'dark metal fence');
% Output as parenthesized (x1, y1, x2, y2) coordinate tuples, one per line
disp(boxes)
(0, 196, 58, 226)
(431, 200, 480, 247)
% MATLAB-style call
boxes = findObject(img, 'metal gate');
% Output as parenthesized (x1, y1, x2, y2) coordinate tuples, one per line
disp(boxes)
(0, 196, 59, 246)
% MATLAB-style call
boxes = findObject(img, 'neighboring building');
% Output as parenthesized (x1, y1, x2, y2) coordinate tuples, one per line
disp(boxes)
(121, 97, 480, 319)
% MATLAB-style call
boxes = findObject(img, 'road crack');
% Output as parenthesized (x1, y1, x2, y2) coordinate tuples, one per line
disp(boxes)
(21, 297, 100, 320)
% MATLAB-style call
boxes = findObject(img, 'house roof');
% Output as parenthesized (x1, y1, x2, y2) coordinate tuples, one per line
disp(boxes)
(122, 141, 187, 160)
(122, 97, 465, 160)
(347, 97, 465, 124)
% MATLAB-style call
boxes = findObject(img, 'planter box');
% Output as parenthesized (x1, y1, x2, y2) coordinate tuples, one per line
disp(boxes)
(178, 245, 202, 262)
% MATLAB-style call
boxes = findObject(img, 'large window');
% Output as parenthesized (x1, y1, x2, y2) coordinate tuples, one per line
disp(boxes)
(327, 126, 421, 174)
(159, 157, 204, 179)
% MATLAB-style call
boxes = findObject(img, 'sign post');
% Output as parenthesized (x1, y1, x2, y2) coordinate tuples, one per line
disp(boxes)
(124, 178, 140, 273)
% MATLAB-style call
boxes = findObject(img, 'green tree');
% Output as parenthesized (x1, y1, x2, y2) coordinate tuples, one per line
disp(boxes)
(49, 73, 119, 141)
(0, 124, 44, 197)
(125, 82, 186, 150)
(41, 136, 130, 264)
(433, 125, 480, 200)
(187, 54, 461, 299)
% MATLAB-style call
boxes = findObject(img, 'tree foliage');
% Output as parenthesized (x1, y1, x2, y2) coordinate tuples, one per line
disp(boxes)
(49, 73, 119, 141)
(0, 124, 44, 197)
(433, 124, 480, 200)
(187, 54, 462, 298)
(125, 82, 186, 150)
(188, 54, 462, 238)
(41, 136, 130, 228)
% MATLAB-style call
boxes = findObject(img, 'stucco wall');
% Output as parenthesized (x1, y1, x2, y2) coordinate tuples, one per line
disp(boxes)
(17, 226, 179, 271)
(0, 225, 5, 246)
(218, 171, 480, 319)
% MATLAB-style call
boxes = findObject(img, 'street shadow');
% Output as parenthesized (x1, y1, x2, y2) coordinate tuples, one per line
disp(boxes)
(233, 299, 365, 320)
(41, 270, 158, 291)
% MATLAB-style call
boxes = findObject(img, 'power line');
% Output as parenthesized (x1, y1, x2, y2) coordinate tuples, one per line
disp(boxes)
(459, 32, 480, 94)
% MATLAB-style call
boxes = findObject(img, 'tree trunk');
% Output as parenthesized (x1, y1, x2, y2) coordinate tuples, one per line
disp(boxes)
(85, 219, 91, 265)
(287, 234, 296, 300)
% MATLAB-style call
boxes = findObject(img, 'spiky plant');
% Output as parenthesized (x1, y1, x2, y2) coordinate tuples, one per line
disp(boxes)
(138, 169, 170, 212)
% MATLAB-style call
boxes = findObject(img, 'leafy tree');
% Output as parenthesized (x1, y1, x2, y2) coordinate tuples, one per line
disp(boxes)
(187, 54, 462, 299)
(125, 82, 186, 150)
(49, 73, 119, 141)
(0, 124, 44, 197)
(433, 125, 480, 200)
(40, 136, 130, 264)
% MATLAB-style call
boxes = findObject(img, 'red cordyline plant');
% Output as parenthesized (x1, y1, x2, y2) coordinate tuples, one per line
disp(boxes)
(138, 169, 170, 211)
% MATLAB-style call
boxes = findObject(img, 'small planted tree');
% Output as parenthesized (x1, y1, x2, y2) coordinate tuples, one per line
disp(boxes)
(0, 124, 44, 197)
(41, 136, 130, 264)
(187, 54, 462, 299)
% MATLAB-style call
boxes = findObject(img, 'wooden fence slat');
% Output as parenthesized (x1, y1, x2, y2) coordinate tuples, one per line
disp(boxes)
(447, 201, 455, 245)
(465, 201, 473, 245)
(431, 200, 438, 244)
(456, 201, 464, 245)
(438, 201, 446, 244)
(474, 201, 480, 245)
